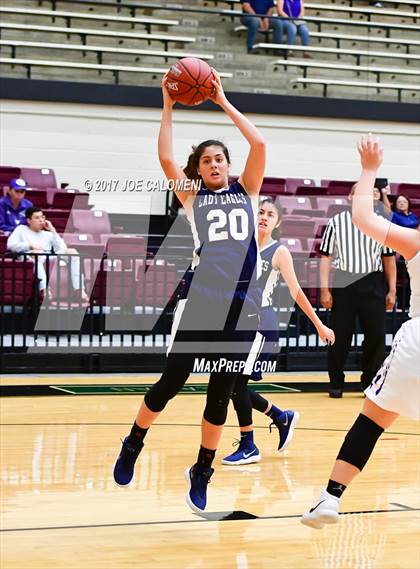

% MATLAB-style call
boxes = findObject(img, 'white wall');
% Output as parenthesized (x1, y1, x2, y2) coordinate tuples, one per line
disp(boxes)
(1, 99, 419, 215)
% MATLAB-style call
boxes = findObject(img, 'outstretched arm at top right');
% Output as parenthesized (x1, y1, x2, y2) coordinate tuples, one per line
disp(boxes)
(353, 136, 420, 261)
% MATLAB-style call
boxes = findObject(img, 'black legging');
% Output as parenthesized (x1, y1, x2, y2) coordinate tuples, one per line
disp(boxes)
(144, 354, 240, 426)
(230, 376, 272, 426)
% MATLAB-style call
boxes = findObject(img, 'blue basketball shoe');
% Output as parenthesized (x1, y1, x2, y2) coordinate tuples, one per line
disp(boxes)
(113, 437, 143, 486)
(185, 464, 214, 512)
(221, 439, 261, 465)
(270, 410, 300, 451)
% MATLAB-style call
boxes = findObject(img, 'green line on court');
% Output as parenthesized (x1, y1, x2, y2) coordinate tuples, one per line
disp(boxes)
(51, 383, 300, 395)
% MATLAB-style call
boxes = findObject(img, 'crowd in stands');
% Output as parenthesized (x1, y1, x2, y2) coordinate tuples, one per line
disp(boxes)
(0, 171, 418, 310)
(241, 0, 311, 54)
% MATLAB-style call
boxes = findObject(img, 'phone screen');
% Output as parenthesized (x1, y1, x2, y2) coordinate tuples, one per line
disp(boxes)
(375, 178, 388, 190)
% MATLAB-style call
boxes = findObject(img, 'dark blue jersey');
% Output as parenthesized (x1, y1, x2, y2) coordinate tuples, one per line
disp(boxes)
(189, 181, 261, 297)
(259, 240, 281, 308)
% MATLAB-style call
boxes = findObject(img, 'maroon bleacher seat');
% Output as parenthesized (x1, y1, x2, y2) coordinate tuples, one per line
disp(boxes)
(20, 168, 57, 189)
(314, 219, 329, 238)
(84, 258, 135, 307)
(62, 233, 105, 258)
(69, 209, 111, 240)
(106, 236, 146, 270)
(0, 234, 8, 255)
(47, 259, 73, 304)
(0, 258, 35, 305)
(286, 178, 316, 194)
(326, 203, 351, 218)
(280, 216, 316, 239)
(279, 237, 307, 255)
(295, 185, 328, 196)
(324, 180, 356, 196)
(25, 189, 49, 209)
(307, 237, 323, 258)
(276, 195, 313, 214)
(136, 259, 176, 308)
(291, 208, 326, 218)
(260, 177, 287, 198)
(315, 196, 348, 214)
(45, 209, 71, 234)
(299, 259, 322, 305)
(52, 191, 90, 210)
(395, 183, 420, 199)
(0, 166, 21, 186)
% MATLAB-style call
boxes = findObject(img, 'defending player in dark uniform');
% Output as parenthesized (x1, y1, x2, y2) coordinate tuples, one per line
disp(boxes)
(223, 199, 335, 465)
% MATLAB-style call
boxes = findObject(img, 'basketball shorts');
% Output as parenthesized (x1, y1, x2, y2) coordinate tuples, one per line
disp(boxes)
(167, 284, 264, 375)
(365, 317, 420, 421)
(249, 307, 280, 381)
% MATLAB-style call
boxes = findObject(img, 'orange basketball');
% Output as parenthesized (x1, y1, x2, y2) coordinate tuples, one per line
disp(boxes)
(166, 57, 215, 106)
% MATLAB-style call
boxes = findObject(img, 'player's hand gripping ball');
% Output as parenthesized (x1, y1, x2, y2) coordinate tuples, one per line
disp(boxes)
(166, 57, 215, 106)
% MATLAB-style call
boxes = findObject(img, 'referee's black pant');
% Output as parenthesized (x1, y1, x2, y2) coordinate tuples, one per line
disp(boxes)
(329, 270, 386, 391)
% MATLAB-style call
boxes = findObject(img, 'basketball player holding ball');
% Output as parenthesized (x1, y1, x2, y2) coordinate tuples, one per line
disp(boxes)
(113, 67, 267, 513)
(302, 135, 420, 529)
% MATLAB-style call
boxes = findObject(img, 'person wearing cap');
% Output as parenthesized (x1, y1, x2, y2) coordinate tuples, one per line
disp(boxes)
(7, 206, 89, 303)
(0, 178, 33, 235)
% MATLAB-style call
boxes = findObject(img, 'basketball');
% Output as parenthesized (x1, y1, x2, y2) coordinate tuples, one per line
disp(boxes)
(166, 57, 215, 106)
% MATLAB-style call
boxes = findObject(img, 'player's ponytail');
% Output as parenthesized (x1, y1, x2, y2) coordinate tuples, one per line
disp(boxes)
(183, 140, 230, 181)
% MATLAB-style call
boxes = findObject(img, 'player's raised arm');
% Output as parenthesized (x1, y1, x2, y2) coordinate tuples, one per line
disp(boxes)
(273, 245, 335, 345)
(209, 71, 266, 196)
(158, 75, 195, 208)
(353, 135, 420, 260)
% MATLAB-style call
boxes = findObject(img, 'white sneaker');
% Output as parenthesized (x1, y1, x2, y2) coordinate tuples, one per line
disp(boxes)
(301, 489, 340, 529)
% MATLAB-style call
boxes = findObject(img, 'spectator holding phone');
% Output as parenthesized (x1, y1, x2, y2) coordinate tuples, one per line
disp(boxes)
(373, 178, 392, 219)
(7, 206, 89, 301)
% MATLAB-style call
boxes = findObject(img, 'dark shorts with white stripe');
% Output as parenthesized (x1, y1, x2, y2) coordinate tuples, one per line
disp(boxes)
(167, 283, 263, 373)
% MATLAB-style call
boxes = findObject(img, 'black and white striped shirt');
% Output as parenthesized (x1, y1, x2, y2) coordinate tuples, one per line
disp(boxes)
(320, 210, 394, 273)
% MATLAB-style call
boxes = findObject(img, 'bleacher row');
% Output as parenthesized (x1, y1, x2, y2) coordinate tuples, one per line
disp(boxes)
(1, 164, 418, 311)
(0, 0, 419, 100)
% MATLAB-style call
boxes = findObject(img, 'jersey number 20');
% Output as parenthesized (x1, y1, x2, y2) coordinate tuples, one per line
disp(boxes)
(207, 208, 249, 242)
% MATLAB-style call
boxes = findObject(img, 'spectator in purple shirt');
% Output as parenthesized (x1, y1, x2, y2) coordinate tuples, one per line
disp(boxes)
(277, 0, 311, 49)
(241, 0, 284, 54)
(0, 178, 33, 235)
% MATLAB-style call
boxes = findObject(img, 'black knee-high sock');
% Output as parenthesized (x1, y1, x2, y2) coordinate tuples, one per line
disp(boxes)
(196, 446, 216, 469)
(127, 422, 148, 449)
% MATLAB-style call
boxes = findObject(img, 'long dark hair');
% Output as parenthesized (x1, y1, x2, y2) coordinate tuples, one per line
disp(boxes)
(259, 198, 283, 240)
(183, 139, 230, 181)
(391, 193, 412, 213)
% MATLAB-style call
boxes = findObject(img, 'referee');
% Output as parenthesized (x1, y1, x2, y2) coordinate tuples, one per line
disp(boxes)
(320, 188, 396, 398)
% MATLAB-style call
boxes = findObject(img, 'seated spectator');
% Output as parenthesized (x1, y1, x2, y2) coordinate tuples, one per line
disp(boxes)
(391, 194, 419, 229)
(277, 0, 311, 50)
(0, 178, 33, 235)
(241, 0, 284, 54)
(7, 207, 89, 302)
